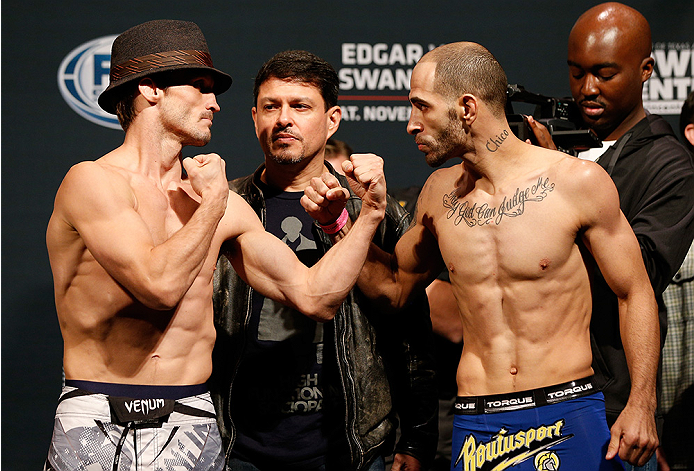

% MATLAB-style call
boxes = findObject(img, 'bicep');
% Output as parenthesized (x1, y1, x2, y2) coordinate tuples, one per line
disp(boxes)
(222, 197, 309, 305)
(584, 211, 646, 298)
(386, 178, 447, 296)
(390, 220, 446, 297)
(59, 164, 157, 282)
(630, 165, 694, 293)
(580, 169, 648, 298)
(228, 227, 309, 306)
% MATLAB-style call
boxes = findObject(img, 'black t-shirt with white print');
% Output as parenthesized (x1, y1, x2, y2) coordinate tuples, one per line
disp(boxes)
(230, 182, 342, 469)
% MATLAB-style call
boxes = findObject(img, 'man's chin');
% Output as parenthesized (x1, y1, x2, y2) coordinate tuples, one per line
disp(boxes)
(580, 117, 618, 140)
(580, 112, 610, 130)
(184, 135, 212, 147)
(425, 152, 447, 168)
(269, 152, 305, 165)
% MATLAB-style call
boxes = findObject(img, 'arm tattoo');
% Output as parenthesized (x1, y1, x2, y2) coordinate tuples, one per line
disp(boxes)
(443, 177, 555, 227)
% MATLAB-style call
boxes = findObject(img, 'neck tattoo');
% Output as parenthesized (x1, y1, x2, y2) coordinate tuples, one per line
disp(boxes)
(485, 129, 510, 152)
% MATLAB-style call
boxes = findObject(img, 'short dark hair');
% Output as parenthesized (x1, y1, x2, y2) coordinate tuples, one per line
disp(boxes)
(424, 42, 508, 117)
(680, 91, 694, 152)
(253, 50, 339, 110)
(112, 81, 139, 131)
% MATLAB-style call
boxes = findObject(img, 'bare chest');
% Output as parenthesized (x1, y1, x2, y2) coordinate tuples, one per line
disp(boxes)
(132, 182, 200, 245)
(429, 177, 579, 282)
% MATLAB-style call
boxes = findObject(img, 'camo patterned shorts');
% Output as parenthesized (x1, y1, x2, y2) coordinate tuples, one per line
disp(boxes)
(44, 382, 225, 471)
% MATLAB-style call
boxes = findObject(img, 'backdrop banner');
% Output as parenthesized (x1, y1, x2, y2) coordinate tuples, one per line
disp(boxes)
(3, 1, 692, 468)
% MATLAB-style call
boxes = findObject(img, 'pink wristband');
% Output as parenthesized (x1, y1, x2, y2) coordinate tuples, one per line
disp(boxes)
(320, 208, 349, 234)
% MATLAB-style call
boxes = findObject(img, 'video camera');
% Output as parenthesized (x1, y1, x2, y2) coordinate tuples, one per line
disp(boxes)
(506, 84, 601, 153)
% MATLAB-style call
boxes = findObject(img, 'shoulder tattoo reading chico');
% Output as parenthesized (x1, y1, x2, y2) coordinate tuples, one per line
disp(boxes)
(442, 177, 555, 227)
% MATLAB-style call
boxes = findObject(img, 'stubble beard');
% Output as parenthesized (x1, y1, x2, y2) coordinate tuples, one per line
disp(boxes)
(265, 136, 306, 165)
(187, 130, 212, 147)
(188, 112, 214, 146)
(162, 103, 212, 147)
(424, 109, 464, 168)
(267, 142, 306, 165)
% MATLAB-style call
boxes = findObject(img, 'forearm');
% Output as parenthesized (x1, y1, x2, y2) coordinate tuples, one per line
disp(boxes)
(618, 291, 659, 411)
(639, 235, 691, 296)
(137, 197, 225, 309)
(301, 209, 384, 320)
(320, 209, 408, 309)
(633, 161, 694, 295)
(607, 289, 660, 464)
(319, 205, 399, 300)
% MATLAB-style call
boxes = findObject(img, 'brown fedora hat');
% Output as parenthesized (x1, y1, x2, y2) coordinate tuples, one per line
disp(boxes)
(98, 19, 232, 114)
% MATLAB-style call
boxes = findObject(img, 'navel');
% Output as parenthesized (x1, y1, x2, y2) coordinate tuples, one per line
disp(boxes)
(510, 366, 518, 375)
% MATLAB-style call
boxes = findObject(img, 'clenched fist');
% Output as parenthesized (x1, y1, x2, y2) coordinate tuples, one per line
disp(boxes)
(183, 153, 229, 201)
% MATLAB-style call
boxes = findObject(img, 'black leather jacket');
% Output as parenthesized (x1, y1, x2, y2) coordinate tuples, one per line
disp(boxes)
(210, 164, 438, 469)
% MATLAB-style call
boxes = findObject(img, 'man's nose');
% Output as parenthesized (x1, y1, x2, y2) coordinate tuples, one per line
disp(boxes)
(207, 93, 220, 113)
(580, 74, 599, 97)
(407, 111, 422, 135)
(277, 105, 293, 126)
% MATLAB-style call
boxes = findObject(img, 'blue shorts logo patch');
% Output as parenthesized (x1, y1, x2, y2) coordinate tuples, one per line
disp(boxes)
(534, 451, 560, 470)
(58, 35, 120, 129)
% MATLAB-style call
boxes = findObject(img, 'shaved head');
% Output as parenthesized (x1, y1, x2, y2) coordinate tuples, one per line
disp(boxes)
(420, 42, 508, 117)
(567, 2, 654, 140)
(570, 2, 652, 62)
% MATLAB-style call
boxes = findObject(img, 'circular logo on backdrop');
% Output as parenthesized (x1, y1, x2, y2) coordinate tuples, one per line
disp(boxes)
(58, 35, 121, 129)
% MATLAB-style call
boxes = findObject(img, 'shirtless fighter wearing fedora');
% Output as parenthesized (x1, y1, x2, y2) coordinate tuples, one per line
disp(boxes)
(44, 20, 386, 470)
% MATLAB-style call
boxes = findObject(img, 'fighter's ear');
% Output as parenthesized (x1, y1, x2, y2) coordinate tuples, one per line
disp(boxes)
(251, 106, 259, 139)
(640, 56, 655, 83)
(684, 123, 694, 148)
(138, 78, 161, 104)
(459, 94, 477, 125)
(326, 105, 342, 139)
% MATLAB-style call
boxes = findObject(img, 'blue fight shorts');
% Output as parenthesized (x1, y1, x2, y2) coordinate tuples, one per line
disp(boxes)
(451, 377, 624, 471)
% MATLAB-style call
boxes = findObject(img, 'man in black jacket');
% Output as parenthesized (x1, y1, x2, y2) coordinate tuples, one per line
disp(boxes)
(209, 50, 437, 471)
(528, 3, 694, 469)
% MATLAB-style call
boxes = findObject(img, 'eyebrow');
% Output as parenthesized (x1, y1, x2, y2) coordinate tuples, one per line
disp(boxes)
(567, 60, 620, 69)
(259, 95, 315, 103)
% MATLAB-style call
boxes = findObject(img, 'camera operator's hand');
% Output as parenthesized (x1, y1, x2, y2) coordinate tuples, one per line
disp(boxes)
(526, 116, 558, 150)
